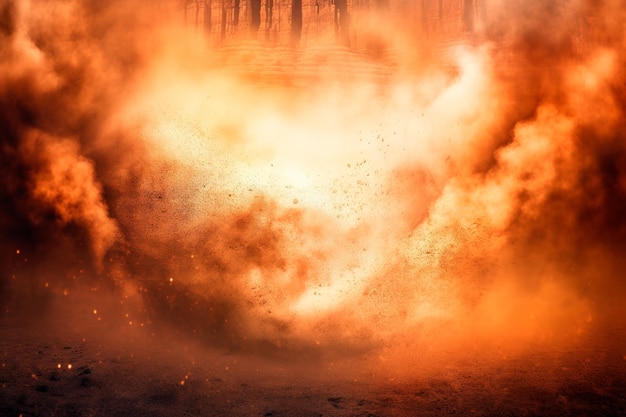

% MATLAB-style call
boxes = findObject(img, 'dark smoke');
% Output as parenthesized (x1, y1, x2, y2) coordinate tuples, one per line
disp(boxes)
(487, 0, 626, 297)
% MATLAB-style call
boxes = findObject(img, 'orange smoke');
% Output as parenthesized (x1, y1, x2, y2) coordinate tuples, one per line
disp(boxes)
(1, 0, 626, 370)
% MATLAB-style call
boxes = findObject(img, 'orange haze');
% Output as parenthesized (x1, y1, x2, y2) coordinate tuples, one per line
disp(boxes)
(1, 0, 626, 375)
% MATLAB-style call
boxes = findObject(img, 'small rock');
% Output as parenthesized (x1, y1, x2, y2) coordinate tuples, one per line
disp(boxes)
(327, 397, 343, 408)
(35, 384, 49, 393)
(79, 368, 92, 375)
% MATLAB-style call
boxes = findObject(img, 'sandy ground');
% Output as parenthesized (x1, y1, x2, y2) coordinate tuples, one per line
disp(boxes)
(1, 293, 625, 417)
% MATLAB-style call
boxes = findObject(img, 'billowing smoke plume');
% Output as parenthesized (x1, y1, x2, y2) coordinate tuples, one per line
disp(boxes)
(2, 0, 626, 366)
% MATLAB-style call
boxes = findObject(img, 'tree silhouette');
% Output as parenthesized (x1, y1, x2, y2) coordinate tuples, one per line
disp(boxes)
(291, 0, 302, 45)
(204, 0, 212, 33)
(334, 0, 350, 45)
(234, 0, 240, 27)
(464, 0, 474, 31)
(194, 0, 200, 27)
(265, 0, 274, 40)
(251, 0, 261, 33)
(220, 0, 226, 40)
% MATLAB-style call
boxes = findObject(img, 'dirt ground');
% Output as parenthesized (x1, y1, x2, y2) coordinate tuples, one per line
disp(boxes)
(1, 296, 625, 417)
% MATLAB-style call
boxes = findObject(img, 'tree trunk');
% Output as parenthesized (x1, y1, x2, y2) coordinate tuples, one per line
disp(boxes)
(265, 0, 274, 35)
(204, 0, 212, 34)
(195, 0, 200, 28)
(220, 0, 226, 40)
(291, 0, 302, 45)
(250, 0, 261, 33)
(464, 0, 474, 31)
(234, 0, 240, 27)
(477, 0, 487, 30)
(334, 0, 349, 45)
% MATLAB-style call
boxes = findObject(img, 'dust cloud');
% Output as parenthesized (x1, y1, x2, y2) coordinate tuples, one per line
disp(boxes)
(1, 0, 626, 378)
